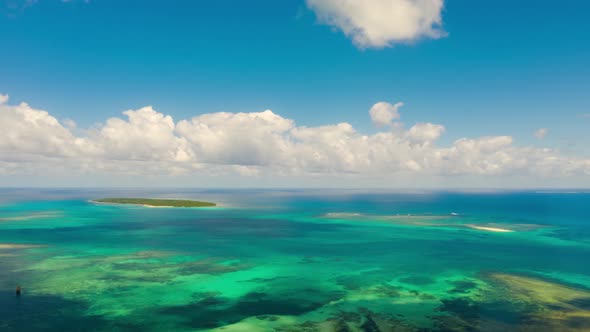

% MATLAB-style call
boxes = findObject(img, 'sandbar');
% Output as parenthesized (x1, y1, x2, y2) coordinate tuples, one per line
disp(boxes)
(466, 225, 515, 233)
(0, 243, 45, 249)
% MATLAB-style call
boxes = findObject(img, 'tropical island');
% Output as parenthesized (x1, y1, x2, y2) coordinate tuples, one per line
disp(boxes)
(92, 198, 216, 208)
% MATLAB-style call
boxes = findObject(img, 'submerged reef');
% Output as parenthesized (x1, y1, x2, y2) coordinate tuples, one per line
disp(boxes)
(0, 243, 45, 249)
(7, 246, 590, 332)
(205, 272, 590, 332)
(0, 211, 61, 222)
(432, 273, 590, 332)
(483, 273, 590, 331)
(2, 194, 588, 332)
(322, 212, 546, 233)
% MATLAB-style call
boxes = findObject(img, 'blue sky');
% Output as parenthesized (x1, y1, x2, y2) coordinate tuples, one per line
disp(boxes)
(1, 0, 589, 187)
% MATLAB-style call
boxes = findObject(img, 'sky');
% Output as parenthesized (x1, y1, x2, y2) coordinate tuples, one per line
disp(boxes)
(0, 0, 589, 188)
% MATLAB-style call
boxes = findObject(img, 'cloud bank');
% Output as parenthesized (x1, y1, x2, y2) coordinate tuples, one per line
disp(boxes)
(1, 95, 588, 186)
(306, 0, 445, 48)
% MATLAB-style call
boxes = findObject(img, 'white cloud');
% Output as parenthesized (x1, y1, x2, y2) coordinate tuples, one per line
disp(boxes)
(176, 110, 294, 166)
(407, 122, 444, 145)
(438, 136, 517, 175)
(94, 106, 193, 162)
(307, 0, 445, 48)
(369, 101, 402, 127)
(0, 101, 82, 159)
(0, 94, 8, 104)
(534, 128, 548, 139)
(0, 96, 589, 185)
(63, 118, 77, 129)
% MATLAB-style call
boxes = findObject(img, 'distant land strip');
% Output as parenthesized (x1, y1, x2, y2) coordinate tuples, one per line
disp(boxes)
(92, 198, 216, 207)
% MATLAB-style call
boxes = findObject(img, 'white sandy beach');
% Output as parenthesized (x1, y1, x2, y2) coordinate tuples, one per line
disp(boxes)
(466, 225, 514, 233)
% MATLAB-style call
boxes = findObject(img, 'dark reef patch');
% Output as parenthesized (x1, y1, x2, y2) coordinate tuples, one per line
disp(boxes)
(159, 289, 343, 329)
(0, 292, 141, 332)
(439, 298, 481, 321)
(432, 295, 569, 332)
(449, 280, 478, 294)
(359, 314, 380, 332)
(280, 310, 423, 332)
(398, 275, 435, 286)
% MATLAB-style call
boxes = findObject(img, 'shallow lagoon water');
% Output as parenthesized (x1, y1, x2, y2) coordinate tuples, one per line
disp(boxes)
(1, 189, 590, 331)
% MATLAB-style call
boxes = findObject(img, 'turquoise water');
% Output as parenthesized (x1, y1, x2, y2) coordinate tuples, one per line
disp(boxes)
(1, 189, 589, 331)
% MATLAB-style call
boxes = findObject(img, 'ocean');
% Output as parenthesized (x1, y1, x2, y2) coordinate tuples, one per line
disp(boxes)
(1, 189, 589, 331)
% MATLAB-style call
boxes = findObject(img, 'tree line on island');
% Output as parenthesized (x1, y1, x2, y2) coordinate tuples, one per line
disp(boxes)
(93, 198, 216, 207)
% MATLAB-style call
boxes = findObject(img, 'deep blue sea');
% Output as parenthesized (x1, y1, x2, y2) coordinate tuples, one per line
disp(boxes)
(1, 189, 589, 331)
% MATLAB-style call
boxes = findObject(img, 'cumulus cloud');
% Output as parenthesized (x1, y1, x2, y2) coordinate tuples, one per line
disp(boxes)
(369, 101, 402, 127)
(176, 110, 294, 166)
(407, 122, 445, 145)
(307, 0, 445, 48)
(93, 106, 193, 162)
(0, 101, 82, 159)
(0, 97, 589, 183)
(534, 128, 548, 139)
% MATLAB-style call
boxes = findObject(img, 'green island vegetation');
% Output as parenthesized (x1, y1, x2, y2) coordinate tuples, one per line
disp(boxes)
(93, 198, 216, 207)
